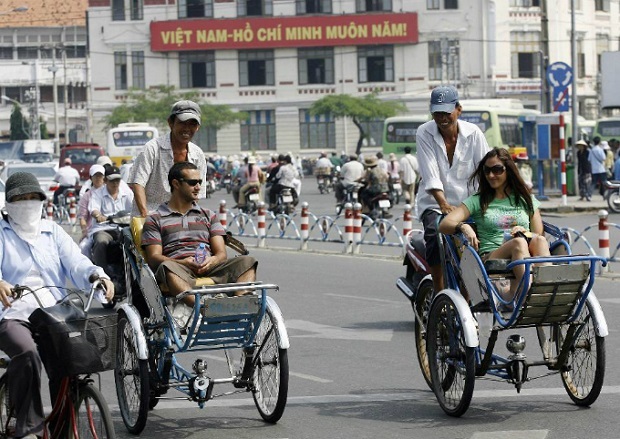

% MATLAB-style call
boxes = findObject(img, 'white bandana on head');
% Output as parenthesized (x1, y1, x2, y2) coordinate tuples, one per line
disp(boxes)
(6, 200, 44, 244)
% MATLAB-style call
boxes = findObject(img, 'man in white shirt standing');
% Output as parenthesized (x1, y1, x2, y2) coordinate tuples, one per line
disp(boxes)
(399, 146, 419, 204)
(53, 157, 80, 205)
(416, 85, 490, 293)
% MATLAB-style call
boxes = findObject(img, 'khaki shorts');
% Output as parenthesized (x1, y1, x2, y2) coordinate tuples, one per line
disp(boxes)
(155, 256, 257, 289)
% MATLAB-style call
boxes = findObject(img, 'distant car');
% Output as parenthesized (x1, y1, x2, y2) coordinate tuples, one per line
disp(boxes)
(59, 143, 105, 182)
(0, 162, 59, 202)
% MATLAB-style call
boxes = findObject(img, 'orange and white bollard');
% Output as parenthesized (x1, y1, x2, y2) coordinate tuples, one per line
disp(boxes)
(219, 200, 227, 229)
(344, 203, 353, 253)
(69, 200, 77, 229)
(598, 209, 610, 273)
(46, 200, 54, 221)
(402, 204, 413, 238)
(300, 202, 309, 250)
(353, 202, 362, 254)
(257, 202, 266, 248)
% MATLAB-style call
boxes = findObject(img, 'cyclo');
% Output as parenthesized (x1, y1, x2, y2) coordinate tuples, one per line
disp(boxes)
(113, 218, 289, 434)
(408, 220, 608, 417)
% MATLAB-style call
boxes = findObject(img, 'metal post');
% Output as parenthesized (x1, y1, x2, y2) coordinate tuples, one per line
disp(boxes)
(570, 0, 579, 193)
(559, 114, 567, 206)
(50, 49, 60, 153)
(63, 43, 69, 141)
(541, 0, 551, 113)
(598, 209, 610, 273)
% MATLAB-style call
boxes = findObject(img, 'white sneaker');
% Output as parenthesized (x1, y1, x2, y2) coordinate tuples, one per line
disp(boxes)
(171, 302, 194, 329)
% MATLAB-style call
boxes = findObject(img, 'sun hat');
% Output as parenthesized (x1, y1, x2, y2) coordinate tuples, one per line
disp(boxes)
(5, 172, 46, 202)
(516, 152, 529, 161)
(89, 164, 105, 177)
(63, 157, 72, 165)
(170, 100, 201, 124)
(430, 85, 459, 114)
(576, 140, 588, 147)
(247, 156, 257, 164)
(388, 153, 397, 161)
(364, 156, 378, 167)
(96, 156, 113, 167)
(104, 166, 122, 180)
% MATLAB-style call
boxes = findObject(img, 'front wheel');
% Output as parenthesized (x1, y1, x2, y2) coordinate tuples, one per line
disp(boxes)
(413, 279, 434, 390)
(0, 373, 16, 438)
(114, 313, 149, 434)
(252, 304, 289, 423)
(426, 294, 475, 417)
(74, 383, 116, 439)
(607, 190, 620, 213)
(556, 298, 606, 406)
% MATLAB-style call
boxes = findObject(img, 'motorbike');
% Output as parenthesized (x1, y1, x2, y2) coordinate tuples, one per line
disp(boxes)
(222, 172, 233, 194)
(316, 172, 333, 194)
(395, 232, 434, 389)
(239, 185, 261, 215)
(335, 182, 361, 215)
(604, 180, 620, 213)
(366, 191, 392, 220)
(273, 187, 296, 215)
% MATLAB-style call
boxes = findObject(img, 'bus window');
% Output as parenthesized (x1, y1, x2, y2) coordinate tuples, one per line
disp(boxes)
(459, 111, 492, 134)
(498, 115, 521, 146)
(596, 119, 620, 139)
(382, 115, 430, 155)
(106, 123, 158, 166)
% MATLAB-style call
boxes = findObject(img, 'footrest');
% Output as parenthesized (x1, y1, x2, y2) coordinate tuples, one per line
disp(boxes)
(484, 259, 512, 274)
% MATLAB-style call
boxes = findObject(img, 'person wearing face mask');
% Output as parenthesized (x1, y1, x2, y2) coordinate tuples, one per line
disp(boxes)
(0, 172, 115, 439)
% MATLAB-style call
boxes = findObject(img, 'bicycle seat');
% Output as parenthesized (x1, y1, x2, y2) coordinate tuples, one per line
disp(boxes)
(130, 217, 215, 288)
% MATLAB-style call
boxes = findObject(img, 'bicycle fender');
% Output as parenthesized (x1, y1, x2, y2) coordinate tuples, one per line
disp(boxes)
(437, 289, 479, 348)
(118, 304, 149, 360)
(266, 296, 290, 350)
(586, 293, 608, 337)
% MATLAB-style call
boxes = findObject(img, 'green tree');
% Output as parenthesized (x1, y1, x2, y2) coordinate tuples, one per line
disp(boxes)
(103, 85, 247, 131)
(309, 92, 407, 155)
(9, 103, 29, 140)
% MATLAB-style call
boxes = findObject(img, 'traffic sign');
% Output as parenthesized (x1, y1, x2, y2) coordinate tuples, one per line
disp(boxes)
(547, 62, 573, 88)
(553, 87, 569, 112)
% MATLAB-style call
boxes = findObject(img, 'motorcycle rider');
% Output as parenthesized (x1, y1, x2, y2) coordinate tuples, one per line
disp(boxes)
(314, 152, 333, 188)
(232, 156, 249, 207)
(237, 156, 264, 210)
(358, 155, 390, 217)
(53, 157, 80, 205)
(78, 164, 106, 255)
(88, 166, 134, 269)
(335, 154, 365, 203)
(268, 154, 299, 210)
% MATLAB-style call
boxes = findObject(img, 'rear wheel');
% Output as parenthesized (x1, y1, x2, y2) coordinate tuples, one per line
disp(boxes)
(252, 305, 289, 423)
(556, 298, 605, 406)
(0, 374, 16, 438)
(74, 383, 116, 439)
(426, 294, 475, 417)
(607, 190, 620, 213)
(413, 279, 434, 389)
(114, 313, 149, 434)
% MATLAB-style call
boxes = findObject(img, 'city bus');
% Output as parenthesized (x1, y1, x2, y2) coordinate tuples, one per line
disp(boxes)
(106, 122, 159, 166)
(382, 114, 431, 155)
(593, 116, 620, 143)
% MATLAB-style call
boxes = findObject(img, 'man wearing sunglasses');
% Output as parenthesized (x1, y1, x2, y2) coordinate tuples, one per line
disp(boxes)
(129, 100, 208, 218)
(142, 162, 257, 311)
(415, 85, 490, 294)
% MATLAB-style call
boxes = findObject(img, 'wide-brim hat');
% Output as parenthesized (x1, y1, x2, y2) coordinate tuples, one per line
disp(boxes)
(576, 140, 588, 147)
(247, 156, 257, 164)
(5, 172, 46, 202)
(364, 156, 378, 167)
(388, 153, 397, 161)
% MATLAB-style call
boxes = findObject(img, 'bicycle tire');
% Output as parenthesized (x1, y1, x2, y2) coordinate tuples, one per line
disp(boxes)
(413, 278, 434, 390)
(252, 304, 288, 423)
(74, 383, 116, 439)
(0, 374, 16, 439)
(114, 314, 149, 434)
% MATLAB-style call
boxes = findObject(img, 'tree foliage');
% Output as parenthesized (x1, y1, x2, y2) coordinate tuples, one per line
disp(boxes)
(9, 104, 29, 140)
(309, 92, 407, 154)
(103, 85, 247, 131)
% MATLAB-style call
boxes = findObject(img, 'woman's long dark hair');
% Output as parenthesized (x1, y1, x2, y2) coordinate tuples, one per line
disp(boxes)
(469, 148, 533, 216)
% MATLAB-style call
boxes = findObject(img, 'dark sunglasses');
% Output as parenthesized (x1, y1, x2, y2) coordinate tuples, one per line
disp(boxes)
(483, 165, 506, 176)
(178, 178, 203, 186)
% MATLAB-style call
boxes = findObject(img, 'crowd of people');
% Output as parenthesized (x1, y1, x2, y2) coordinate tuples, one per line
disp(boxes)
(575, 136, 620, 201)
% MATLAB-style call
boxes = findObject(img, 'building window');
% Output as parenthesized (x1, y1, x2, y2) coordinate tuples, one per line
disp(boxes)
(597, 34, 609, 73)
(17, 47, 38, 59)
(115, 52, 128, 90)
(192, 127, 217, 152)
(0, 47, 12, 60)
(112, 0, 143, 20)
(132, 51, 145, 89)
(577, 39, 585, 78)
(296, 0, 331, 14)
(595, 0, 610, 12)
(298, 48, 334, 85)
(299, 110, 335, 149)
(180, 51, 216, 88)
(358, 46, 393, 83)
(427, 0, 439, 9)
(428, 39, 460, 81)
(444, 0, 458, 8)
(356, 0, 392, 12)
(510, 31, 541, 78)
(179, 0, 213, 18)
(361, 119, 384, 148)
(241, 110, 276, 151)
(65, 46, 86, 58)
(509, 0, 540, 6)
(238, 0, 273, 16)
(239, 50, 274, 86)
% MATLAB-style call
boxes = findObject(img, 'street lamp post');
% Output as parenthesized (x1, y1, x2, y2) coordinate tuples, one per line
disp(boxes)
(48, 48, 60, 154)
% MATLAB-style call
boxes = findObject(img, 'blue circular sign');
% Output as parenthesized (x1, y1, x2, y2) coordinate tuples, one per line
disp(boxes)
(547, 62, 573, 88)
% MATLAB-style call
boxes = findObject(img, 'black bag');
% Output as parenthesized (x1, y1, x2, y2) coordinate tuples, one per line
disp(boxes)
(28, 294, 117, 381)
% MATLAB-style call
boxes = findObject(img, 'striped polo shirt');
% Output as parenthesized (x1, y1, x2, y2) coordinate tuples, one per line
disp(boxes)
(142, 202, 226, 260)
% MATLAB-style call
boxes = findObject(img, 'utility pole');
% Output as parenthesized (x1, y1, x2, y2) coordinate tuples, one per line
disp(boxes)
(49, 46, 60, 153)
(541, 0, 551, 113)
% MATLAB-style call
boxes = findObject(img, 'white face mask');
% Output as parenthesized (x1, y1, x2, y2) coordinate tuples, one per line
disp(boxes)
(6, 199, 44, 244)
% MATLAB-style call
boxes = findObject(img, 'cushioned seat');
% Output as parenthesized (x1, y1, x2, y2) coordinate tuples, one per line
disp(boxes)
(130, 217, 215, 288)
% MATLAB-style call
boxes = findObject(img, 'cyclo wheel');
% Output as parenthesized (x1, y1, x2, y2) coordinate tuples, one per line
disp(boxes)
(555, 297, 606, 406)
(74, 382, 116, 439)
(426, 293, 475, 417)
(114, 312, 149, 434)
(0, 374, 16, 438)
(413, 278, 434, 390)
(252, 303, 289, 423)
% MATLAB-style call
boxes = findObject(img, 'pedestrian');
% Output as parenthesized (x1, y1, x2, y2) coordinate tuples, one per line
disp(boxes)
(129, 100, 208, 217)
(398, 146, 418, 204)
(589, 136, 607, 197)
(576, 139, 592, 201)
(515, 152, 533, 192)
(415, 85, 490, 293)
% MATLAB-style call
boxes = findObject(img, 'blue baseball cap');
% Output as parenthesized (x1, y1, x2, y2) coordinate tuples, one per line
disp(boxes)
(430, 86, 459, 114)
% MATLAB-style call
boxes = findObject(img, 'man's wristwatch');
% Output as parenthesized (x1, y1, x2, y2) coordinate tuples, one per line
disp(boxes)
(454, 222, 465, 234)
